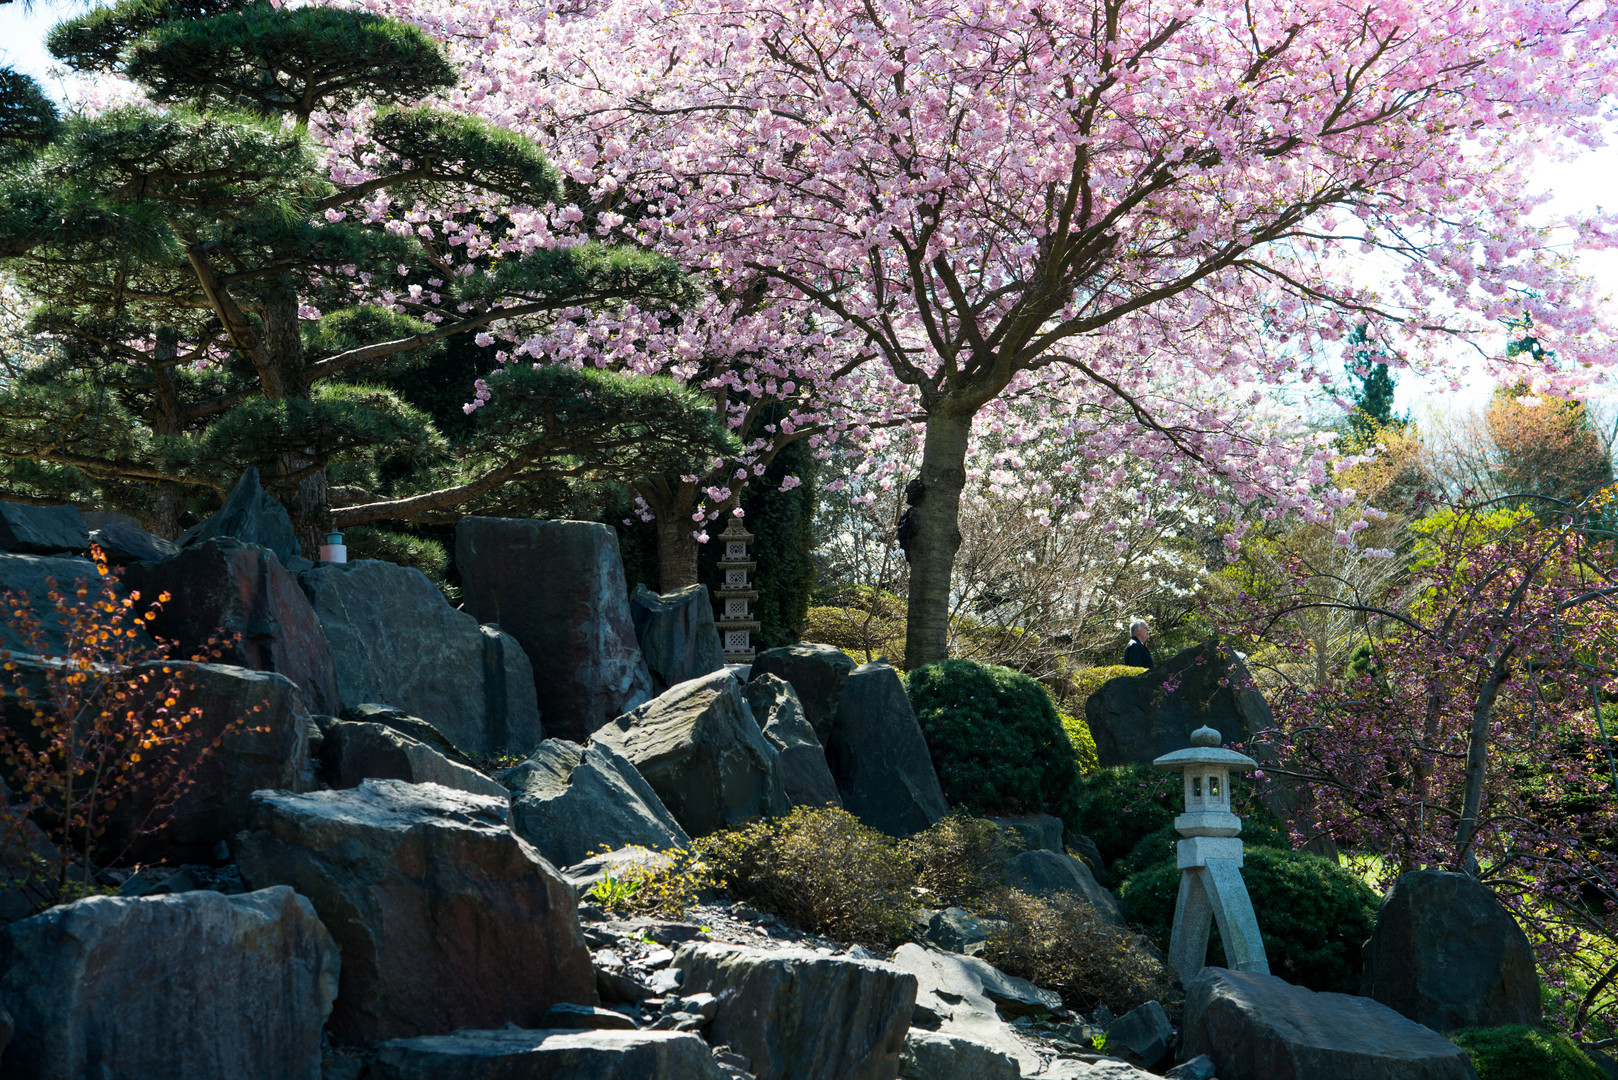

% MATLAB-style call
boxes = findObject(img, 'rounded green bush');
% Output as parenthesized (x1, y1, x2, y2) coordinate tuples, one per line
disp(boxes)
(1118, 846, 1380, 994)
(1115, 816, 1296, 881)
(1071, 764, 1180, 865)
(1451, 1026, 1605, 1080)
(908, 659, 1084, 826)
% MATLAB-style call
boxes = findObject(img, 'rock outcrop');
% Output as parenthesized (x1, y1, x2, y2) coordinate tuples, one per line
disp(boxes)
(592, 669, 788, 837)
(899, 1030, 1020, 1080)
(317, 718, 509, 799)
(234, 779, 594, 1044)
(674, 942, 917, 1080)
(890, 943, 1043, 1074)
(90, 519, 178, 564)
(630, 583, 726, 693)
(1085, 639, 1271, 767)
(990, 814, 1066, 855)
(0, 886, 338, 1080)
(745, 673, 841, 807)
(1002, 849, 1124, 925)
(125, 539, 339, 715)
(179, 467, 302, 567)
(505, 739, 690, 869)
(1105, 1001, 1173, 1069)
(0, 553, 142, 655)
(0, 502, 88, 554)
(1361, 869, 1541, 1032)
(1182, 967, 1478, 1080)
(828, 661, 950, 836)
(370, 1029, 726, 1080)
(298, 558, 542, 757)
(456, 517, 652, 741)
(750, 643, 856, 742)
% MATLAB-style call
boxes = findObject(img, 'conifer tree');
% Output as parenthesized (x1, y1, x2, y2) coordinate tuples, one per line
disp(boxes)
(0, 0, 727, 549)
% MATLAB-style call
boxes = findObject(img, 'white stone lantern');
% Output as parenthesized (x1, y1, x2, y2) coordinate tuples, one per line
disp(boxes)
(714, 513, 759, 663)
(1153, 725, 1270, 983)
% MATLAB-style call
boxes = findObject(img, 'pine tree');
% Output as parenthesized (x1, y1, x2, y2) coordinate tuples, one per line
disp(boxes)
(0, 0, 727, 549)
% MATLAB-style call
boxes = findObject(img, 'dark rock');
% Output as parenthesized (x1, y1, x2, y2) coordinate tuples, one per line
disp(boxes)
(990, 813, 1066, 854)
(924, 907, 988, 957)
(339, 703, 473, 763)
(1085, 639, 1271, 767)
(89, 519, 178, 564)
(0, 502, 88, 554)
(1002, 850, 1123, 925)
(1165, 1056, 1217, 1080)
(543, 1003, 640, 1030)
(899, 1031, 1020, 1080)
(1068, 833, 1115, 887)
(298, 559, 542, 758)
(745, 673, 841, 808)
(889, 944, 1042, 1073)
(561, 846, 676, 899)
(0, 886, 338, 1080)
(674, 942, 917, 1080)
(826, 661, 949, 836)
(456, 517, 652, 742)
(750, 643, 856, 742)
(0, 777, 57, 924)
(234, 779, 595, 1044)
(1361, 869, 1541, 1032)
(1182, 967, 1478, 1080)
(370, 1029, 726, 1080)
(180, 467, 301, 566)
(505, 740, 690, 868)
(319, 719, 508, 799)
(631, 583, 725, 693)
(598, 966, 655, 1005)
(1105, 1000, 1173, 1069)
(0, 553, 145, 656)
(591, 669, 788, 838)
(125, 539, 339, 715)
(1589, 1049, 1618, 1080)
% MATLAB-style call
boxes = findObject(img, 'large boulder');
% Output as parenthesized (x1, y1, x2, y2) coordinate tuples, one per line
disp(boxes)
(371, 1029, 726, 1080)
(1181, 967, 1479, 1080)
(1361, 870, 1541, 1032)
(1086, 639, 1271, 767)
(899, 1031, 1020, 1080)
(1002, 850, 1124, 925)
(0, 886, 338, 1080)
(318, 718, 509, 799)
(180, 466, 302, 567)
(826, 661, 949, 836)
(234, 779, 595, 1045)
(630, 583, 725, 693)
(745, 673, 841, 808)
(0, 778, 57, 924)
(298, 559, 542, 757)
(889, 943, 1041, 1074)
(90, 519, 179, 564)
(673, 942, 917, 1080)
(0, 552, 145, 656)
(125, 539, 339, 715)
(0, 502, 88, 554)
(504, 739, 690, 869)
(456, 517, 652, 742)
(990, 814, 1066, 855)
(591, 669, 788, 838)
(750, 643, 856, 742)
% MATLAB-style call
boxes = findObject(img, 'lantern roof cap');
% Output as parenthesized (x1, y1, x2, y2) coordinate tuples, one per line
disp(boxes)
(1152, 726, 1259, 772)
(719, 515, 754, 541)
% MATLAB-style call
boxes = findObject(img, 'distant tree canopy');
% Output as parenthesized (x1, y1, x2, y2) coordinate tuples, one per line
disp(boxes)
(1485, 386, 1613, 508)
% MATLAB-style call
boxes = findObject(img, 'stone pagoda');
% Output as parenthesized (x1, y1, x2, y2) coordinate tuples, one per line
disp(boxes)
(714, 513, 760, 664)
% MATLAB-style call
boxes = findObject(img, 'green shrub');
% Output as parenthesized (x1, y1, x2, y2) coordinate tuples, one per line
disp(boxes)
(1063, 664, 1147, 708)
(1118, 846, 1380, 994)
(1114, 816, 1296, 881)
(908, 659, 1084, 827)
(1451, 1026, 1605, 1080)
(1071, 765, 1180, 865)
(907, 810, 1013, 909)
(344, 526, 449, 581)
(1055, 705, 1101, 776)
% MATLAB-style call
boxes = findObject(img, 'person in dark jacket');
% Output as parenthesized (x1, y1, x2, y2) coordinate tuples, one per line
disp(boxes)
(1123, 619, 1154, 669)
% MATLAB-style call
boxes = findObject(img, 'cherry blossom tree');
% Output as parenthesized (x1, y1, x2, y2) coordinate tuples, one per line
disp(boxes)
(351, 0, 1618, 666)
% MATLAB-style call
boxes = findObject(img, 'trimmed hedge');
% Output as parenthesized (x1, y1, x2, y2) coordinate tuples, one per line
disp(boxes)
(1451, 1026, 1605, 1080)
(1071, 764, 1181, 866)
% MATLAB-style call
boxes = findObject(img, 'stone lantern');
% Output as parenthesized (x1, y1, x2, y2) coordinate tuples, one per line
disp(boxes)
(1153, 725, 1270, 983)
(714, 513, 760, 664)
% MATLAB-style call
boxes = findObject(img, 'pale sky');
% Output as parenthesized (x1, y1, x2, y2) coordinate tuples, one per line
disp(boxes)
(3, 0, 1616, 422)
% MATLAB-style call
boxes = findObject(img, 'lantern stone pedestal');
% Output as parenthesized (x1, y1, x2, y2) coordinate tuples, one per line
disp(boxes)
(1154, 725, 1270, 983)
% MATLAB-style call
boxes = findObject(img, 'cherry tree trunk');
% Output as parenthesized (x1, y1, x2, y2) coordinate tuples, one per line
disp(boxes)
(656, 513, 699, 592)
(902, 409, 972, 670)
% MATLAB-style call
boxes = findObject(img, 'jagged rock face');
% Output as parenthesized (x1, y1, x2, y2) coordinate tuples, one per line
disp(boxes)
(745, 673, 841, 808)
(370, 1029, 727, 1080)
(1085, 639, 1272, 767)
(989, 814, 1066, 855)
(0, 887, 338, 1080)
(1182, 967, 1478, 1080)
(673, 942, 917, 1080)
(750, 643, 856, 743)
(504, 739, 690, 870)
(0, 552, 149, 656)
(125, 539, 339, 715)
(234, 779, 594, 1045)
(318, 719, 509, 800)
(1001, 850, 1124, 925)
(90, 520, 178, 564)
(827, 662, 950, 837)
(630, 583, 726, 694)
(1104, 1001, 1174, 1069)
(592, 669, 788, 838)
(0, 502, 88, 555)
(180, 467, 302, 567)
(899, 1031, 1020, 1080)
(889, 942, 1048, 1075)
(1361, 869, 1542, 1032)
(456, 517, 652, 742)
(299, 558, 542, 758)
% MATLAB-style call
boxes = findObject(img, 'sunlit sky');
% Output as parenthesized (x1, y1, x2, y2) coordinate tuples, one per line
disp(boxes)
(3, 0, 1617, 423)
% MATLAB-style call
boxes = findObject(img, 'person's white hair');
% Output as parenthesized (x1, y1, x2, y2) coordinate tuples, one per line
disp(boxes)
(1130, 618, 1149, 634)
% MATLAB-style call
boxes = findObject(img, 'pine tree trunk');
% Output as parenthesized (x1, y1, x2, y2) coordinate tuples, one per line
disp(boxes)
(260, 280, 329, 558)
(657, 513, 698, 592)
(902, 409, 973, 670)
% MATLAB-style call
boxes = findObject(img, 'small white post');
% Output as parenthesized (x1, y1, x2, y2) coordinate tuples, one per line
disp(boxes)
(319, 529, 348, 564)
